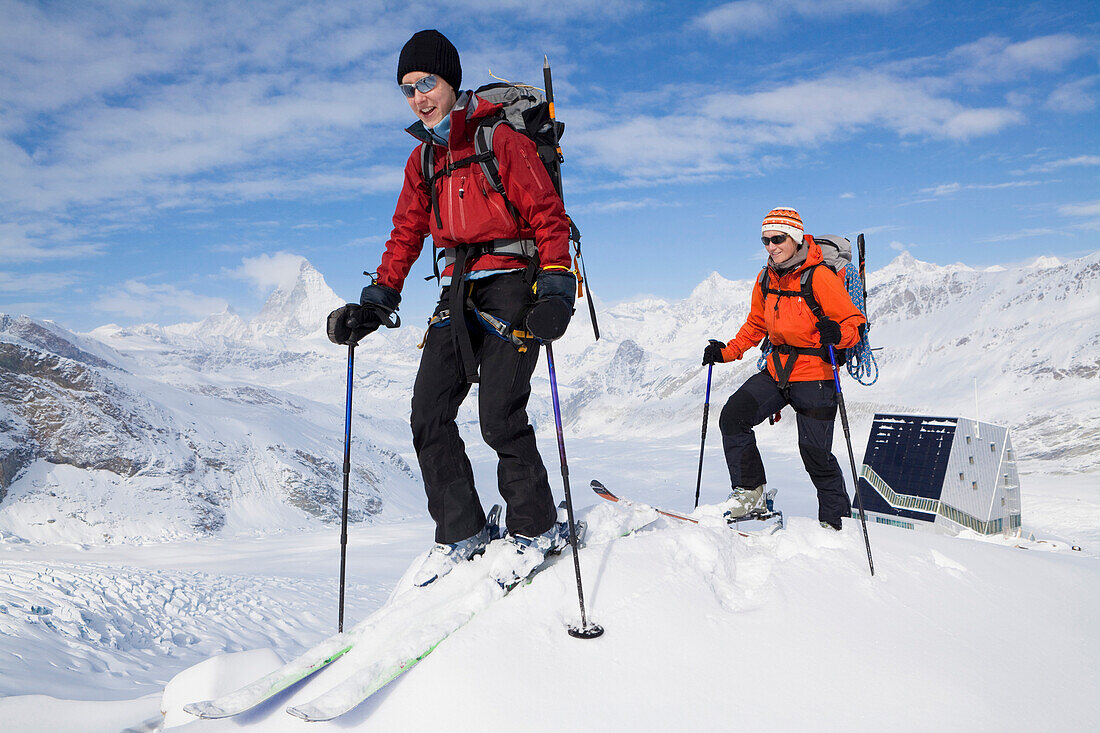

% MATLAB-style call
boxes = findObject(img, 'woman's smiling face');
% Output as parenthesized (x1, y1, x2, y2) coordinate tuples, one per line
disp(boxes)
(763, 231, 797, 264)
(401, 71, 457, 128)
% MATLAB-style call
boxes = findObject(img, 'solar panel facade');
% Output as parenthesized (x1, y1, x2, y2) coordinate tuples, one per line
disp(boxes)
(857, 415, 957, 523)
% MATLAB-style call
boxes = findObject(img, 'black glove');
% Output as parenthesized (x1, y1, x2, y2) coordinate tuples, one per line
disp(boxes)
(525, 270, 577, 341)
(702, 339, 726, 366)
(327, 304, 377, 345)
(817, 318, 842, 347)
(360, 283, 401, 317)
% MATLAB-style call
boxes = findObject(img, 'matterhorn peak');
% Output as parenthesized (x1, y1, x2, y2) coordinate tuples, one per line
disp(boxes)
(251, 260, 343, 339)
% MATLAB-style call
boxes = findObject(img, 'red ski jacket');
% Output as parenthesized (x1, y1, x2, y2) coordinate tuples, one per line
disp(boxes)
(721, 236, 866, 383)
(375, 93, 571, 293)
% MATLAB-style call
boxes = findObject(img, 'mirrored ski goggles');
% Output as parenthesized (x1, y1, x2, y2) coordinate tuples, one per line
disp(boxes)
(761, 234, 789, 246)
(399, 74, 438, 98)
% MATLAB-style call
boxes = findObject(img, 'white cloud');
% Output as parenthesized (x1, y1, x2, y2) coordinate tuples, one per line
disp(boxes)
(570, 197, 681, 215)
(918, 180, 1045, 197)
(0, 221, 105, 263)
(950, 34, 1091, 84)
(1058, 200, 1100, 218)
(691, 0, 911, 36)
(922, 183, 961, 197)
(94, 279, 228, 319)
(0, 271, 80, 294)
(691, 2, 779, 36)
(702, 71, 1023, 142)
(567, 110, 749, 185)
(566, 63, 1028, 185)
(1025, 155, 1100, 173)
(1045, 77, 1098, 113)
(859, 225, 901, 236)
(979, 228, 1063, 243)
(228, 252, 309, 295)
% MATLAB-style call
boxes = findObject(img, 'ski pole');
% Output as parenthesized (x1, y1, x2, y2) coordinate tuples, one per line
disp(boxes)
(828, 346, 875, 576)
(544, 56, 600, 342)
(545, 342, 603, 639)
(338, 343, 355, 632)
(693, 363, 713, 509)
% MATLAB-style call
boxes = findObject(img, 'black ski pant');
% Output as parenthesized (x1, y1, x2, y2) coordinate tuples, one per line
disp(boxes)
(718, 370, 852, 526)
(410, 271, 556, 544)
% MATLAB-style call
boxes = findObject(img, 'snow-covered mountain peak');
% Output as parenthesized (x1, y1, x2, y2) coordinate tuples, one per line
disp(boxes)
(1027, 255, 1063, 269)
(195, 306, 249, 340)
(1, 314, 117, 369)
(251, 260, 343, 339)
(869, 250, 969, 286)
(682, 271, 755, 310)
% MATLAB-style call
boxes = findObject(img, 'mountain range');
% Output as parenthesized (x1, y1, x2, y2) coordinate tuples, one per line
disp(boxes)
(2, 252, 1096, 543)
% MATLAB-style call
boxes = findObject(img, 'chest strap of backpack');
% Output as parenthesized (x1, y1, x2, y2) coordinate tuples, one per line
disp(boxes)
(421, 140, 500, 230)
(760, 264, 832, 387)
(759, 264, 826, 318)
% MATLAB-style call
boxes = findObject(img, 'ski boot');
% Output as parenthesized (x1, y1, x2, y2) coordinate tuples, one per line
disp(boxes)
(722, 485, 767, 520)
(413, 505, 502, 588)
(727, 488, 784, 528)
(489, 504, 580, 591)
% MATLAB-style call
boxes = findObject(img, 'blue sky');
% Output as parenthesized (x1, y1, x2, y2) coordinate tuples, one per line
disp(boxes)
(1, 0, 1097, 331)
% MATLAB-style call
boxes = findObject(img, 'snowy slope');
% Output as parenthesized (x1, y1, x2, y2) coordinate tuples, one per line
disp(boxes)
(5, 504, 1092, 732)
(310, 513, 1095, 733)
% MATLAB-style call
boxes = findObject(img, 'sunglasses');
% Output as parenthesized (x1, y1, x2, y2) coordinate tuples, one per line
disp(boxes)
(761, 234, 789, 246)
(399, 74, 438, 98)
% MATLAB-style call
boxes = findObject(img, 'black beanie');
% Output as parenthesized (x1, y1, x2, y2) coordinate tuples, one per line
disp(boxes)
(397, 30, 461, 92)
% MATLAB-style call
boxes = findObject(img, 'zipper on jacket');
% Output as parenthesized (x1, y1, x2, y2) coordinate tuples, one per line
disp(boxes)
(519, 147, 547, 193)
(481, 175, 516, 227)
(455, 173, 468, 232)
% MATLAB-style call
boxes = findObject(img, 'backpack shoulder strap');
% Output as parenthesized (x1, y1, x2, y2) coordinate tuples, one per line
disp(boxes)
(419, 142, 443, 229)
(799, 264, 827, 322)
(420, 142, 435, 187)
(473, 118, 506, 195)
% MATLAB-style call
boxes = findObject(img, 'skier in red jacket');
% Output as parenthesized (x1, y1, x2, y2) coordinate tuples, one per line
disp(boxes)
(702, 208, 865, 530)
(327, 30, 576, 588)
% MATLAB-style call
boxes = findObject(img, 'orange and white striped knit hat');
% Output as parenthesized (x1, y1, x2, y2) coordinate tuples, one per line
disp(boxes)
(761, 207, 804, 244)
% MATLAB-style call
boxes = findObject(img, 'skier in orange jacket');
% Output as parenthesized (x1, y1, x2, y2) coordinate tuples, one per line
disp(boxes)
(702, 208, 865, 529)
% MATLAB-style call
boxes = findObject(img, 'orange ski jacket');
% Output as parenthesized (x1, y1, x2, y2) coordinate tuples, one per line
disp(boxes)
(721, 235, 866, 383)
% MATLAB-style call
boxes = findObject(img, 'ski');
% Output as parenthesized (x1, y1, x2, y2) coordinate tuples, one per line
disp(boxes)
(284, 543, 567, 722)
(184, 504, 504, 720)
(590, 480, 783, 535)
(189, 509, 658, 723)
(284, 513, 658, 722)
(183, 633, 356, 719)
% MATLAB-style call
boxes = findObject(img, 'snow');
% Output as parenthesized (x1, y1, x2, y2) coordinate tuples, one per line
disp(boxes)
(1, 252, 1098, 730)
(138, 510, 1099, 731)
